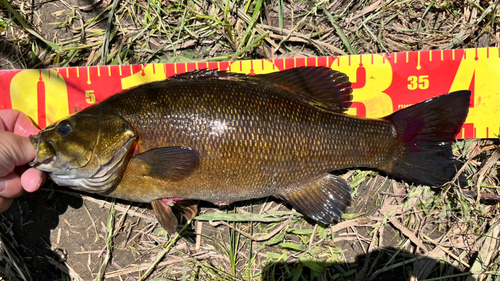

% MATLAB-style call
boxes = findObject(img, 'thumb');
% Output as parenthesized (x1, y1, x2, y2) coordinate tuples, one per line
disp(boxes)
(0, 110, 40, 137)
(0, 131, 36, 177)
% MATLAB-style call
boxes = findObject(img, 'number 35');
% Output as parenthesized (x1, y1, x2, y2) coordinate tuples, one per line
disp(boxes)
(407, 75, 429, 90)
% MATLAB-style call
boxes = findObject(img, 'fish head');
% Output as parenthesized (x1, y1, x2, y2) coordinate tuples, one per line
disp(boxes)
(30, 113, 137, 193)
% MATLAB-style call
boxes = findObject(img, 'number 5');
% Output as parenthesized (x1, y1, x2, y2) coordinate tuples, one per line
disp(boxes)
(408, 75, 429, 90)
(418, 75, 429, 89)
(85, 90, 96, 104)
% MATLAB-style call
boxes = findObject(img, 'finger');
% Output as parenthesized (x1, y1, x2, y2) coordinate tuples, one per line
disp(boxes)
(0, 110, 40, 136)
(0, 197, 13, 214)
(21, 168, 46, 192)
(0, 172, 24, 198)
(0, 132, 36, 176)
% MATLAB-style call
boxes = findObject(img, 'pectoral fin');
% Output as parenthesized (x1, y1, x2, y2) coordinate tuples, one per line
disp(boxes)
(277, 174, 352, 224)
(134, 147, 200, 182)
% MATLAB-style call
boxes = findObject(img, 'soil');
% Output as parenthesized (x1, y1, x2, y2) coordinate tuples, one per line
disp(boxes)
(0, 174, 462, 280)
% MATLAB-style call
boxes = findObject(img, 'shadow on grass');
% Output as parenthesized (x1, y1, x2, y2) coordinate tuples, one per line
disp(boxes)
(0, 186, 83, 280)
(0, 190, 472, 281)
(261, 247, 469, 281)
(0, 39, 42, 70)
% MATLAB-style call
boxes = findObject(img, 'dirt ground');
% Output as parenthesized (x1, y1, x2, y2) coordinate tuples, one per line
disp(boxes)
(1, 0, 500, 280)
(2, 174, 469, 280)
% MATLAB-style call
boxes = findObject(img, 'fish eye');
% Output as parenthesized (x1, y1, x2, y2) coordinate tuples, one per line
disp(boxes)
(56, 120, 72, 135)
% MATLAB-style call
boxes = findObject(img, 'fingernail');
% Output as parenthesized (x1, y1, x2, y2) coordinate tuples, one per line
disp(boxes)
(0, 181, 7, 194)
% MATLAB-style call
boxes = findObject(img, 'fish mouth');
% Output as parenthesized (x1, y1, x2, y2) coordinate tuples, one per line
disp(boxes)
(29, 133, 57, 168)
(29, 134, 39, 165)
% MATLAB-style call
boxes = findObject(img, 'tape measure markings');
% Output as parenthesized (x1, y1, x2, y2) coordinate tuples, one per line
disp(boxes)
(1, 48, 499, 138)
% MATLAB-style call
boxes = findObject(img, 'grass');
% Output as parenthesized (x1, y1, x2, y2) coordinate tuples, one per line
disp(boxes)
(1, 0, 500, 280)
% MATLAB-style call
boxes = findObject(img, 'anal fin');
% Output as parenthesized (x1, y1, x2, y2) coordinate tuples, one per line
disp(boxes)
(277, 174, 352, 224)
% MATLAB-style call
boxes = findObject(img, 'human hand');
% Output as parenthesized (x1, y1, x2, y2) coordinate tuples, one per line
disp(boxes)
(0, 110, 46, 213)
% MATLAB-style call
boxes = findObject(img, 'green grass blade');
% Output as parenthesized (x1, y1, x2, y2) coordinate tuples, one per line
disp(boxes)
(0, 0, 61, 52)
(323, 9, 355, 55)
(196, 211, 302, 222)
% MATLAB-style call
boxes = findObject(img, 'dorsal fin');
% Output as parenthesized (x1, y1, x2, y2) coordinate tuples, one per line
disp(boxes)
(169, 67, 353, 113)
(254, 67, 353, 113)
(169, 69, 231, 80)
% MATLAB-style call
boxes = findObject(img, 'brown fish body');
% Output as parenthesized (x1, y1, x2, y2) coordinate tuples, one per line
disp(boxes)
(99, 78, 394, 203)
(30, 67, 470, 231)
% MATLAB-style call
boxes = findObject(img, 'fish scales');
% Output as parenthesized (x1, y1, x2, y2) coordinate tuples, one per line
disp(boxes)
(87, 79, 395, 203)
(30, 67, 470, 231)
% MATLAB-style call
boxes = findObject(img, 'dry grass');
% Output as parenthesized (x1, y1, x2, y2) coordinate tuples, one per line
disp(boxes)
(1, 0, 500, 280)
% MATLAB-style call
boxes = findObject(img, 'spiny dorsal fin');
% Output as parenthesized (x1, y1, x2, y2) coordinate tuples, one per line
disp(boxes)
(169, 69, 231, 80)
(169, 67, 353, 113)
(277, 174, 352, 224)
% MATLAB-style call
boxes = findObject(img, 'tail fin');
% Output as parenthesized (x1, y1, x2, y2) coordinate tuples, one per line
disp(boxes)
(384, 91, 470, 187)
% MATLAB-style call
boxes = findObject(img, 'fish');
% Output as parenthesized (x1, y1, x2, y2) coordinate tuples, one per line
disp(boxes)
(29, 67, 471, 233)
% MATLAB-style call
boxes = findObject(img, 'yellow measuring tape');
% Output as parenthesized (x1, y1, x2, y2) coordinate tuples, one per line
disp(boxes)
(0, 48, 498, 138)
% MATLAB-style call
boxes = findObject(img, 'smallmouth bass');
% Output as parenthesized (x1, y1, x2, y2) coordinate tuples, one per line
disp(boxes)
(29, 67, 470, 232)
